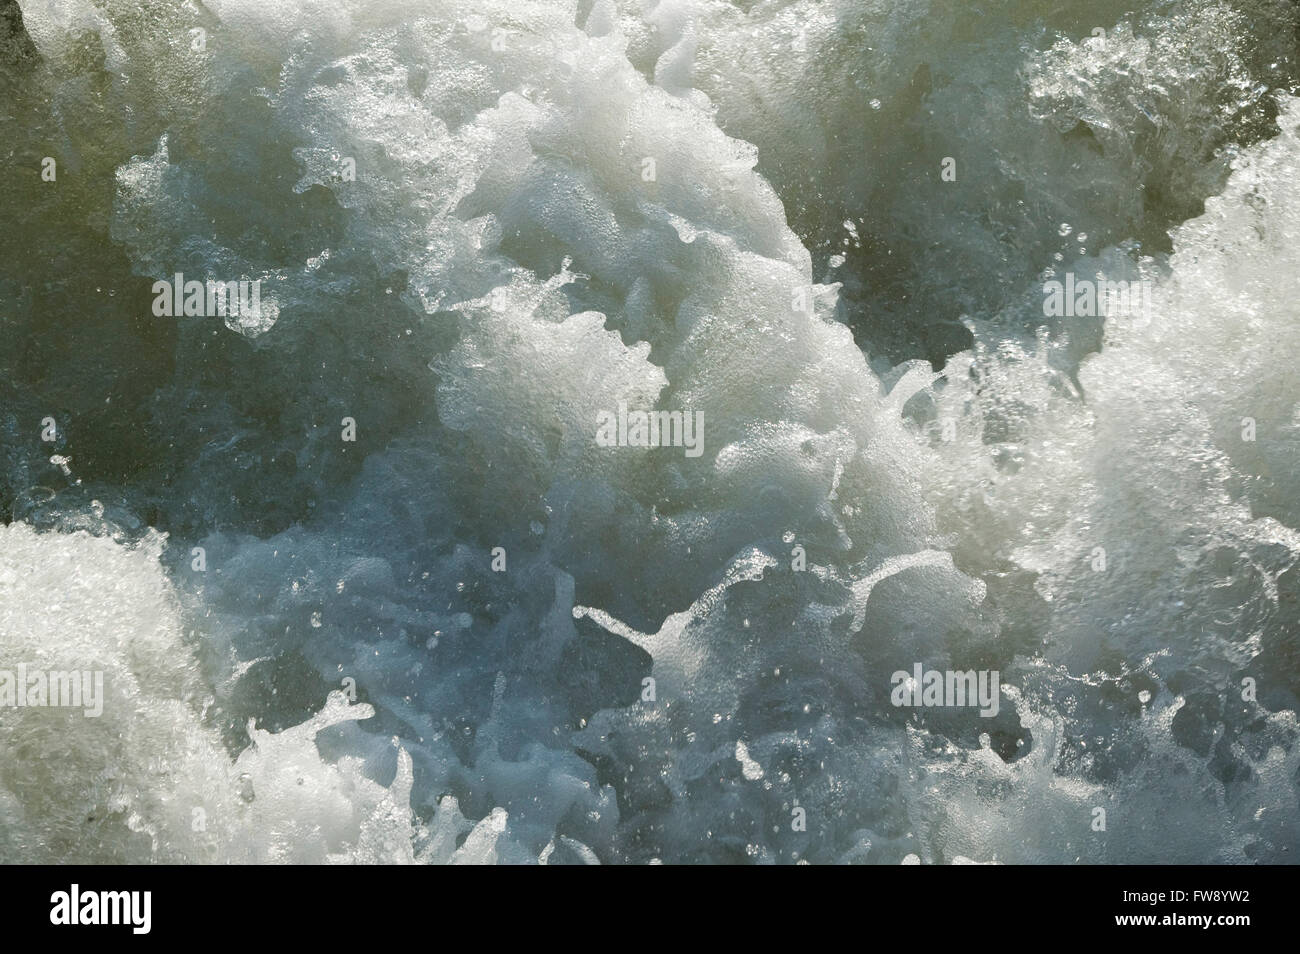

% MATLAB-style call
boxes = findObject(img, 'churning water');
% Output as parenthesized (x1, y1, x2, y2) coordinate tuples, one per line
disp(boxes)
(1, 0, 1298, 863)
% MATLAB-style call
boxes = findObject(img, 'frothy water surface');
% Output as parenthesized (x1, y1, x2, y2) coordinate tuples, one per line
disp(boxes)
(1, 0, 1298, 863)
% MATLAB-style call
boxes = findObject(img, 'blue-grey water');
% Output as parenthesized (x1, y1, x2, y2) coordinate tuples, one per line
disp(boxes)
(0, 0, 1298, 863)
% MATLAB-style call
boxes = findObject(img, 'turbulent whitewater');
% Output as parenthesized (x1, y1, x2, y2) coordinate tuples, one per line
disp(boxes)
(0, 0, 1298, 863)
